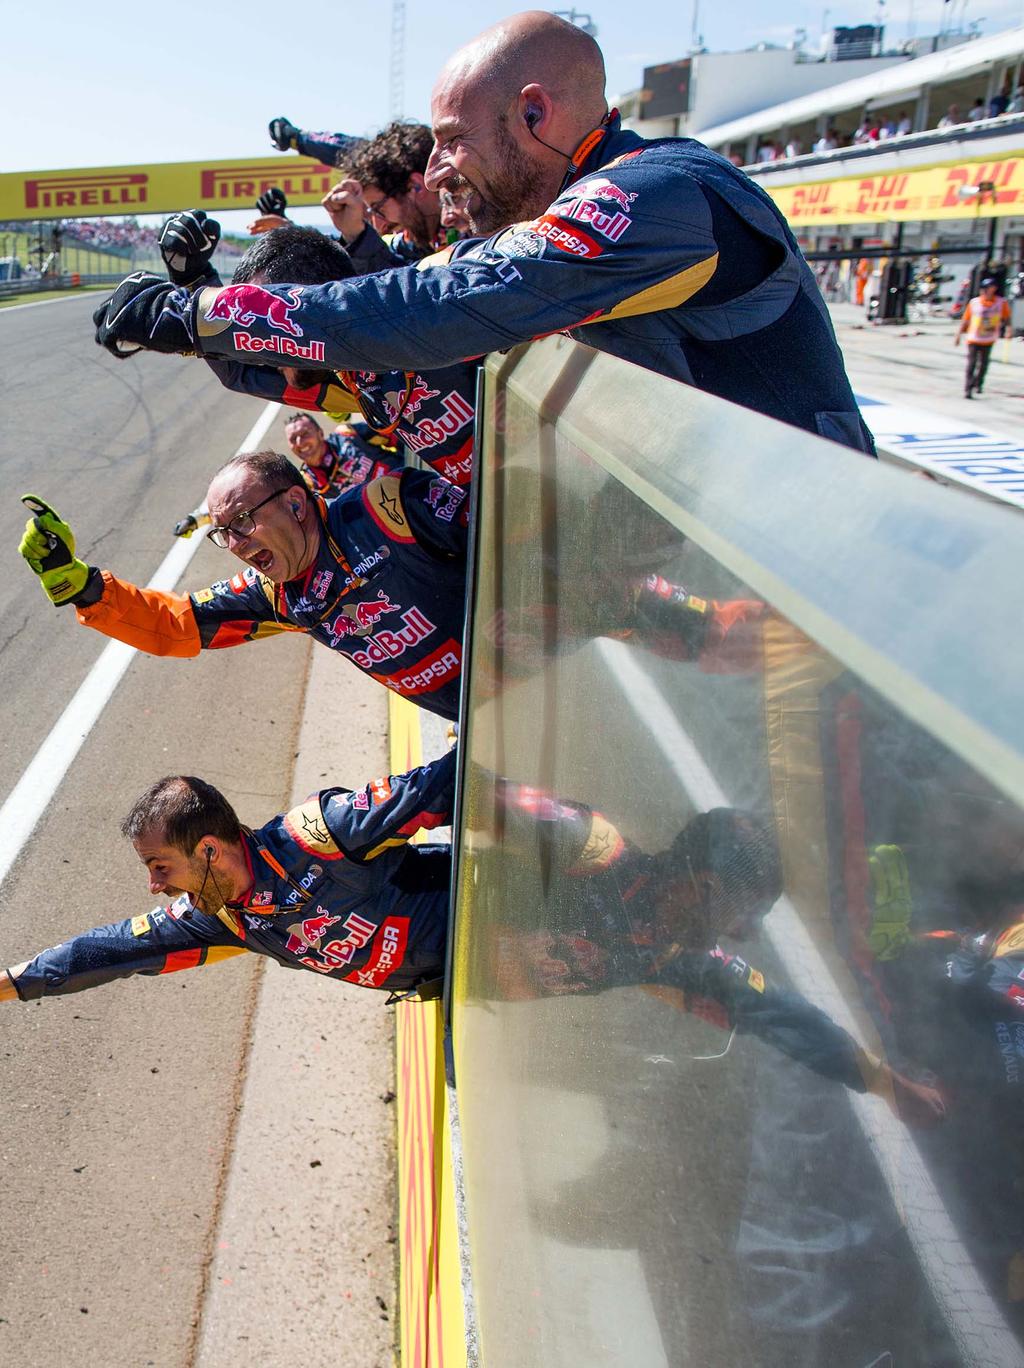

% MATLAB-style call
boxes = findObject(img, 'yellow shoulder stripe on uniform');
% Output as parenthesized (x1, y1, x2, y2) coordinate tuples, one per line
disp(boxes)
(205, 945, 250, 965)
(582, 252, 719, 325)
(416, 244, 459, 270)
(364, 474, 415, 543)
(283, 797, 345, 860)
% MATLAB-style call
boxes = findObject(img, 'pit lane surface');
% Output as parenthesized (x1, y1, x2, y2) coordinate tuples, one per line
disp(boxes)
(0, 295, 315, 1364)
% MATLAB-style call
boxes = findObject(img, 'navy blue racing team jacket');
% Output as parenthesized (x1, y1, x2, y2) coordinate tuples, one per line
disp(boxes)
(72, 470, 469, 720)
(193, 113, 872, 453)
(12, 751, 456, 1001)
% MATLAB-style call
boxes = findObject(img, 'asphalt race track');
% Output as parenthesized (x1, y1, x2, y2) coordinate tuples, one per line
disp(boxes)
(0, 295, 314, 1364)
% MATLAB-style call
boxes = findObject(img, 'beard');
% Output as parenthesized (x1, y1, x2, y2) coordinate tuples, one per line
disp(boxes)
(465, 120, 549, 236)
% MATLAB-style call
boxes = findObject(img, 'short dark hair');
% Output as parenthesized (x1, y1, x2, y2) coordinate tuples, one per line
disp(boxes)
(213, 449, 305, 492)
(232, 226, 356, 286)
(121, 776, 242, 855)
(285, 411, 322, 430)
(353, 121, 434, 198)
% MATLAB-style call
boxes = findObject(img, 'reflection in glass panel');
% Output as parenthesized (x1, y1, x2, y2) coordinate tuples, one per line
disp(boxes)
(452, 369, 1024, 1367)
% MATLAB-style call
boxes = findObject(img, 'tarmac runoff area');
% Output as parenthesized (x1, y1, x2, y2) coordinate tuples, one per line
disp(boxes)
(829, 301, 1024, 512)
(193, 657, 400, 1368)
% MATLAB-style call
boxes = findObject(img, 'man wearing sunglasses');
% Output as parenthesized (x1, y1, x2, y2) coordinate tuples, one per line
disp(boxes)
(18, 450, 470, 721)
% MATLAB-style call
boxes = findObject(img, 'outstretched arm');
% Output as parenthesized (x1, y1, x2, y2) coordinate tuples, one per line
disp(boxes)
(3, 904, 246, 1002)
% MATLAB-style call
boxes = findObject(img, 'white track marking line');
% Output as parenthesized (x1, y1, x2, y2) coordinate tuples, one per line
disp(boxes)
(0, 401, 279, 889)
(597, 636, 1024, 1368)
(0, 292, 102, 315)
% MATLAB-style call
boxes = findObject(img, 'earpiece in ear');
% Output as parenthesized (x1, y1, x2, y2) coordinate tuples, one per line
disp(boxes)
(204, 845, 214, 859)
(525, 109, 540, 130)
(291, 503, 300, 516)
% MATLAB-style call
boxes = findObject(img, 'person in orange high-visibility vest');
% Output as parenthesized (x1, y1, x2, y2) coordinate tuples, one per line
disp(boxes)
(955, 276, 1012, 398)
(854, 256, 871, 307)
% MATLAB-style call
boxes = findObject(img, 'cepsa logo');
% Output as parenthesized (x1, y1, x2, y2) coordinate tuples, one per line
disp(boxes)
(534, 215, 603, 259)
(200, 161, 336, 202)
(25, 172, 148, 211)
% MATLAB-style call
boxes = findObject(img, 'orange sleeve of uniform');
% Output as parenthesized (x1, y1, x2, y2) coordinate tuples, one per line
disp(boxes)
(75, 571, 201, 657)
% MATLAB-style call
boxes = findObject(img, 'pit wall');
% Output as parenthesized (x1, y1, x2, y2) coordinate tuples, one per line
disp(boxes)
(448, 338, 1024, 1367)
(390, 693, 467, 1368)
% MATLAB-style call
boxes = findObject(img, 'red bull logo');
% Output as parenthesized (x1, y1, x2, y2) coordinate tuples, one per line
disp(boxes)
(204, 284, 304, 338)
(583, 177, 638, 212)
(284, 912, 340, 955)
(329, 591, 402, 640)
(382, 375, 441, 423)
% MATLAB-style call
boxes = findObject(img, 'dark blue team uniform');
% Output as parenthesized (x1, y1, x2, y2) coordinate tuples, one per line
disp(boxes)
(12, 751, 455, 1000)
(192, 113, 872, 452)
(73, 470, 470, 719)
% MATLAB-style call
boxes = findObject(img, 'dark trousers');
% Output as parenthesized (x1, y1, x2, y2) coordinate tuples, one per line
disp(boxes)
(965, 342, 993, 394)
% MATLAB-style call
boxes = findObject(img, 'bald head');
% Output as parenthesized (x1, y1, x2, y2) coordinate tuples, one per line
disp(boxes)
(426, 11, 608, 234)
(437, 11, 605, 122)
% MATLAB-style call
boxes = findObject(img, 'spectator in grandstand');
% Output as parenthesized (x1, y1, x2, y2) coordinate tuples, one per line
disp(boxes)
(94, 9, 875, 454)
(783, 135, 803, 159)
(755, 142, 776, 162)
(19, 454, 471, 722)
(1006, 87, 1024, 115)
(955, 276, 1011, 398)
(937, 103, 962, 129)
(988, 84, 1010, 119)
(877, 115, 897, 140)
(967, 97, 987, 122)
(896, 111, 913, 136)
(812, 128, 838, 153)
(853, 115, 873, 143)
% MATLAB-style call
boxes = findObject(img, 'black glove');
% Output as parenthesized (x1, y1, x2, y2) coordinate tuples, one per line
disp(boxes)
(269, 116, 298, 151)
(93, 274, 194, 359)
(256, 187, 288, 216)
(158, 209, 221, 287)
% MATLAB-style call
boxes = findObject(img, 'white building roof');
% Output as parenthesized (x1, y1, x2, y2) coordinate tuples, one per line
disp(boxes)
(695, 25, 1024, 145)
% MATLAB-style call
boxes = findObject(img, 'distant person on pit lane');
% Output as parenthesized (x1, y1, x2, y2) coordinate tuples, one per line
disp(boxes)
(98, 12, 874, 453)
(18, 453, 470, 721)
(955, 275, 1011, 399)
(0, 755, 456, 1005)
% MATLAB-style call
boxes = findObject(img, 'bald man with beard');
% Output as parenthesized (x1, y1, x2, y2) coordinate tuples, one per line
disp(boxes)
(95, 11, 873, 455)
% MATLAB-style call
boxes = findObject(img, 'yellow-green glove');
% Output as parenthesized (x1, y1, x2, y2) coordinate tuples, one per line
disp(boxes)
(868, 844, 913, 961)
(18, 495, 90, 605)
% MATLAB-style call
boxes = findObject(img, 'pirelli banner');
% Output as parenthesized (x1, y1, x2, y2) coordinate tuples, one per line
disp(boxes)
(0, 156, 338, 221)
(765, 149, 1024, 226)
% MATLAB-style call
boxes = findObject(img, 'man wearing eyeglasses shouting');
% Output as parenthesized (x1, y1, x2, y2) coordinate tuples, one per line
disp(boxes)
(18, 452, 470, 720)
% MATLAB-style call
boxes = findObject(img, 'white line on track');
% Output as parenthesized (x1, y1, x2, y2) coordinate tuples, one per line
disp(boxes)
(0, 401, 280, 891)
(0, 292, 104, 315)
(596, 635, 1024, 1368)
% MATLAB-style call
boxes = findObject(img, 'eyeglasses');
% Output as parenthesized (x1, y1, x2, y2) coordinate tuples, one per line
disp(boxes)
(364, 196, 391, 219)
(208, 488, 290, 548)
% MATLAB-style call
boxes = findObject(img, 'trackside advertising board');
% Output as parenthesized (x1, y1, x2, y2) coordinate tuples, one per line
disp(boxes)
(0, 157, 338, 220)
(764, 149, 1024, 225)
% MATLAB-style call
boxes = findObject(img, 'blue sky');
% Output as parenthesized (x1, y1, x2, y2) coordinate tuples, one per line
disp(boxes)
(5, 0, 1021, 230)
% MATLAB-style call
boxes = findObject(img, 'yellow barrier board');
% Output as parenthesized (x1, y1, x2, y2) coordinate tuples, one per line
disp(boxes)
(0, 156, 339, 221)
(390, 693, 467, 1368)
(765, 148, 1024, 225)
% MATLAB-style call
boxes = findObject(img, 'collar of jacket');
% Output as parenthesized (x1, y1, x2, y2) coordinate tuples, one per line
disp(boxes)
(557, 109, 622, 196)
